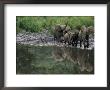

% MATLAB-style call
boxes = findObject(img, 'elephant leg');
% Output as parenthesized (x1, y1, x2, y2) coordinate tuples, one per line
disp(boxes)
(76, 40, 78, 47)
(84, 39, 87, 48)
(68, 41, 71, 45)
(80, 40, 82, 47)
(73, 37, 76, 47)
(54, 34, 57, 41)
(44, 37, 47, 43)
(80, 41, 81, 47)
(74, 40, 76, 47)
(83, 39, 85, 48)
(84, 35, 89, 48)
(87, 40, 89, 48)
(54, 37, 56, 41)
(72, 41, 74, 46)
(76, 35, 79, 47)
(86, 37, 89, 48)
(87, 35, 89, 48)
(64, 40, 67, 44)
(71, 39, 74, 46)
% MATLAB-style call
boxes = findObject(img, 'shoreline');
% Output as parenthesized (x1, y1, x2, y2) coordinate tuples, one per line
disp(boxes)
(16, 32, 94, 50)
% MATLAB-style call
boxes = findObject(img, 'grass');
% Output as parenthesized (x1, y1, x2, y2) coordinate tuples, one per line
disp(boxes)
(16, 16, 94, 34)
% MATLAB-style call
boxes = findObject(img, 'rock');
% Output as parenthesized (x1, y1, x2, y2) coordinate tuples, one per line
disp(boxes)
(16, 31, 94, 50)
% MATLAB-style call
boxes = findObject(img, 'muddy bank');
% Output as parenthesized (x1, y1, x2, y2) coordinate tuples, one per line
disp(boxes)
(16, 32, 94, 50)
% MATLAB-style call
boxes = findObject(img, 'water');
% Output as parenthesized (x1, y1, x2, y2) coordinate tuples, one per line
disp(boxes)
(16, 44, 94, 74)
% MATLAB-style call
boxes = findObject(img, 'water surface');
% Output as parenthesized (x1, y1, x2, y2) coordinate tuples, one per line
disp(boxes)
(16, 44, 94, 74)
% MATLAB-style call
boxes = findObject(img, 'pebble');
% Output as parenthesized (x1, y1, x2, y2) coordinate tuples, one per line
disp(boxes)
(16, 32, 94, 50)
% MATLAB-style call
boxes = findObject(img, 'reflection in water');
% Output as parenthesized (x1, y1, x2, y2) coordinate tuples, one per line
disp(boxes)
(16, 44, 94, 74)
(52, 46, 94, 73)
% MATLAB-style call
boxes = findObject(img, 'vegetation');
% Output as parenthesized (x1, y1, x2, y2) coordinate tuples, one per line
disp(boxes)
(16, 16, 94, 33)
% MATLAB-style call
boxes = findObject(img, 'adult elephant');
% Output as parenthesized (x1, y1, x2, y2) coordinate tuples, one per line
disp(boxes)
(71, 29, 79, 47)
(53, 24, 66, 42)
(79, 25, 91, 48)
(87, 26, 94, 39)
(63, 29, 79, 47)
(63, 31, 73, 45)
(63, 25, 71, 35)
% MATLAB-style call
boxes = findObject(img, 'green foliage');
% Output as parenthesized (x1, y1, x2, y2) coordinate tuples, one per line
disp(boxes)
(16, 16, 94, 33)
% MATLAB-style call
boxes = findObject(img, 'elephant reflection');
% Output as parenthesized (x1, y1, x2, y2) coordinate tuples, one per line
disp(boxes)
(52, 46, 64, 62)
(52, 46, 94, 73)
(76, 49, 94, 72)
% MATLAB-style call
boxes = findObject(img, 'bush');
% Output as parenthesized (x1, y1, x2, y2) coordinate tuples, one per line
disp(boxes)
(16, 16, 94, 33)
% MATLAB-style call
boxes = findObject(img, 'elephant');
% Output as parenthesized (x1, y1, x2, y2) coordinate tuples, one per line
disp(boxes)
(78, 25, 90, 48)
(87, 26, 94, 39)
(71, 29, 79, 47)
(53, 24, 67, 42)
(63, 25, 71, 35)
(53, 24, 62, 41)
(87, 26, 94, 33)
(63, 29, 79, 47)
(63, 31, 73, 45)
(53, 24, 94, 48)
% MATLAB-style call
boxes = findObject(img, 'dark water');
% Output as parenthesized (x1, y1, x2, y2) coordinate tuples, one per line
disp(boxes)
(16, 44, 94, 74)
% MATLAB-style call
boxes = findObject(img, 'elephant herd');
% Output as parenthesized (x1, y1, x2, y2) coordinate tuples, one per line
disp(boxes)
(53, 24, 94, 48)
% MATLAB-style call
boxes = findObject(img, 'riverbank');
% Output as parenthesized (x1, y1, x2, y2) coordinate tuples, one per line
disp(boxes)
(16, 32, 94, 50)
